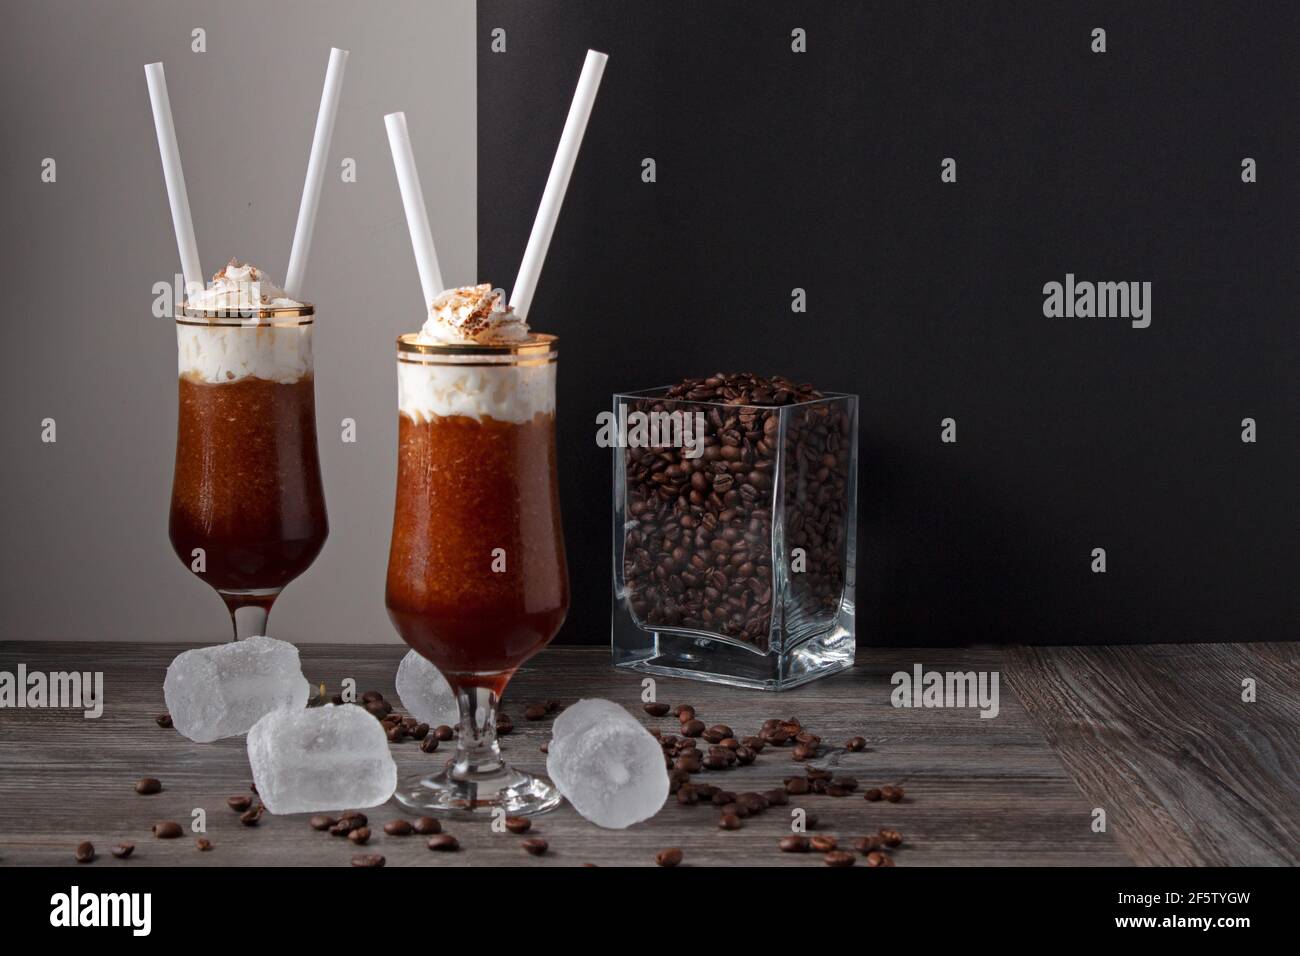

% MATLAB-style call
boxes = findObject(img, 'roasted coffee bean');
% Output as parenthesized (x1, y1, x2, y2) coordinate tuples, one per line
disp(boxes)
(361, 690, 385, 704)
(155, 713, 173, 729)
(240, 806, 264, 826)
(135, 777, 162, 795)
(785, 777, 810, 795)
(734, 746, 757, 765)
(792, 742, 817, 761)
(386, 724, 404, 742)
(737, 792, 769, 812)
(741, 736, 765, 752)
(879, 828, 904, 848)
(854, 835, 883, 853)
(496, 716, 514, 735)
(110, 842, 134, 859)
(718, 737, 740, 750)
(434, 725, 455, 741)
(824, 850, 856, 867)
(865, 851, 894, 867)
(712, 790, 737, 806)
(74, 841, 95, 863)
(702, 753, 728, 770)
(778, 835, 810, 853)
(805, 767, 833, 781)
(718, 801, 750, 819)
(348, 826, 371, 845)
(864, 787, 882, 801)
(681, 719, 706, 738)
(795, 732, 820, 746)
(412, 816, 441, 835)
(655, 847, 683, 867)
(810, 835, 837, 852)
(420, 735, 440, 753)
(718, 814, 743, 830)
(765, 788, 789, 806)
(826, 785, 850, 797)
(522, 838, 548, 856)
(153, 821, 182, 839)
(196, 837, 213, 851)
(803, 814, 820, 830)
(833, 776, 858, 791)
(229, 795, 254, 813)
(644, 702, 671, 717)
(427, 834, 460, 851)
(882, 785, 905, 803)
(310, 814, 337, 831)
(505, 816, 532, 834)
(674, 704, 695, 721)
(846, 736, 867, 752)
(351, 854, 385, 867)
(524, 703, 548, 721)
(693, 784, 719, 800)
(539, 741, 549, 754)
(411, 723, 430, 740)
(383, 819, 413, 836)
(676, 785, 699, 806)
(364, 699, 392, 718)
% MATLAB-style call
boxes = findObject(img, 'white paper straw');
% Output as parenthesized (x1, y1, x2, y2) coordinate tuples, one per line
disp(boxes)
(384, 112, 444, 309)
(509, 49, 608, 321)
(144, 62, 202, 297)
(283, 47, 349, 302)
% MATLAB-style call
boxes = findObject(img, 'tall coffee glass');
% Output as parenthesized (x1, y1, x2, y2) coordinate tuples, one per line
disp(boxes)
(169, 304, 329, 639)
(386, 332, 568, 815)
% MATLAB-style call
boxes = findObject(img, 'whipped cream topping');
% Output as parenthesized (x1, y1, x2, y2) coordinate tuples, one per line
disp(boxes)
(177, 325, 313, 384)
(186, 259, 304, 312)
(415, 284, 529, 345)
(398, 360, 554, 425)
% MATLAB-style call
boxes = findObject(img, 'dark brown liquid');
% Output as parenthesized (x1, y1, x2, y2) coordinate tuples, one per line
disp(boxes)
(169, 374, 328, 592)
(385, 412, 569, 692)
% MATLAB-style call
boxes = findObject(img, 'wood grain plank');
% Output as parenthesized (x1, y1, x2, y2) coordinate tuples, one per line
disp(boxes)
(1004, 642, 1300, 866)
(0, 641, 1128, 867)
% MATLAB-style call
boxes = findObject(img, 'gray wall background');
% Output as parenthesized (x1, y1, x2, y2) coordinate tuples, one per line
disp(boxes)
(1, 0, 477, 643)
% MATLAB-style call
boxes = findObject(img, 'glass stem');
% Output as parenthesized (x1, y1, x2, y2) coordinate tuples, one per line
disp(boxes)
(450, 686, 504, 781)
(219, 591, 278, 641)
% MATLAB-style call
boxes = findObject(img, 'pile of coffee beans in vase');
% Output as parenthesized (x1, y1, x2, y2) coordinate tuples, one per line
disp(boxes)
(621, 372, 852, 650)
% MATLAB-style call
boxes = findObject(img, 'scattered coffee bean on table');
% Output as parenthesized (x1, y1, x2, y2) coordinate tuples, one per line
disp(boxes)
(810, 835, 837, 852)
(228, 795, 254, 813)
(524, 703, 548, 721)
(434, 725, 454, 741)
(864, 788, 882, 801)
(420, 735, 440, 753)
(718, 814, 743, 830)
(74, 842, 95, 863)
(383, 819, 413, 836)
(309, 814, 336, 831)
(196, 838, 213, 851)
(504, 816, 532, 834)
(865, 851, 895, 867)
(153, 822, 182, 839)
(655, 847, 683, 867)
(779, 835, 810, 853)
(522, 838, 548, 856)
(134, 777, 162, 795)
(110, 842, 134, 859)
(824, 850, 856, 867)
(644, 702, 671, 717)
(155, 713, 172, 729)
(351, 854, 385, 867)
(413, 816, 441, 835)
(879, 828, 904, 848)
(348, 826, 371, 845)
(427, 834, 460, 851)
(239, 807, 263, 826)
(846, 736, 867, 752)
(882, 785, 905, 803)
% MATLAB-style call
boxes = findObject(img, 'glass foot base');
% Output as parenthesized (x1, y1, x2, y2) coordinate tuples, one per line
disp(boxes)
(393, 764, 562, 817)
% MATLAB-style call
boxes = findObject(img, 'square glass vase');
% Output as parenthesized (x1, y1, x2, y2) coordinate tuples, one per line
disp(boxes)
(611, 388, 857, 690)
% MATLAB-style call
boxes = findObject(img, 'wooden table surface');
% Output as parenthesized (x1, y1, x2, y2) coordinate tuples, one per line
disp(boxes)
(0, 641, 1294, 867)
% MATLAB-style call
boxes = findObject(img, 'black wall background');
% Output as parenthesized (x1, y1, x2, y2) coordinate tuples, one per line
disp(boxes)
(477, 0, 1299, 647)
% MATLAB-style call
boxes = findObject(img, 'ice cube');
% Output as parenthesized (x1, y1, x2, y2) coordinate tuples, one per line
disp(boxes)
(546, 698, 668, 829)
(395, 649, 459, 727)
(247, 704, 397, 814)
(163, 636, 309, 743)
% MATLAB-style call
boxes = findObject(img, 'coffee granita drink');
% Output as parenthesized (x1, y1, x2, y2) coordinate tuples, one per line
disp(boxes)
(386, 284, 568, 815)
(169, 261, 328, 638)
